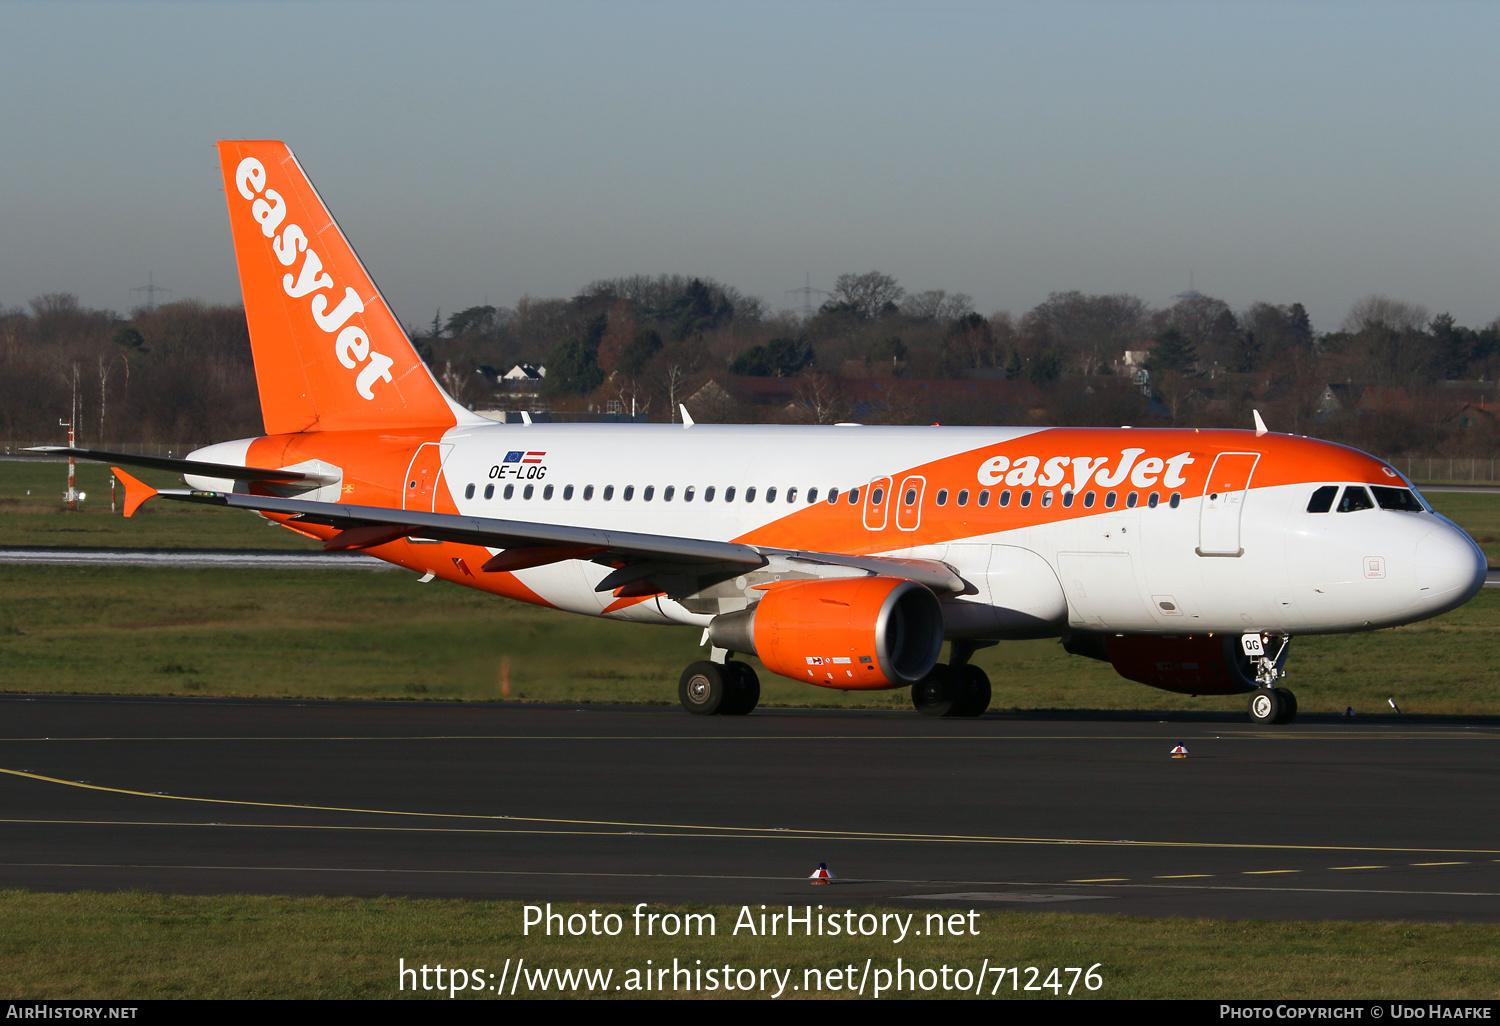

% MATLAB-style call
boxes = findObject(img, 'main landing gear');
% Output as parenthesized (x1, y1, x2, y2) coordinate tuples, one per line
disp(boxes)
(678, 660, 760, 716)
(911, 642, 993, 717)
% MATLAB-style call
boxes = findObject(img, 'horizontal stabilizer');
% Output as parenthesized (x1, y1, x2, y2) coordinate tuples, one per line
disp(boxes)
(110, 467, 158, 519)
(22, 447, 336, 485)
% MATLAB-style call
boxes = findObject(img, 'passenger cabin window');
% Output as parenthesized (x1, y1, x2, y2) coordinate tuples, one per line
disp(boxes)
(464, 483, 475, 499)
(826, 488, 838, 504)
(807, 488, 818, 503)
(583, 485, 594, 500)
(563, 485, 574, 500)
(1148, 491, 1159, 508)
(1372, 486, 1423, 512)
(1040, 490, 1053, 508)
(523, 484, 534, 499)
(684, 486, 694, 502)
(785, 487, 796, 503)
(643, 486, 654, 501)
(663, 486, 674, 501)
(726, 486, 736, 502)
(745, 487, 756, 502)
(999, 490, 1011, 507)
(503, 484, 514, 500)
(978, 489, 990, 507)
(936, 489, 949, 506)
(1061, 490, 1073, 508)
(1105, 492, 1117, 509)
(1019, 490, 1031, 508)
(1337, 486, 1374, 513)
(623, 486, 634, 501)
(1127, 491, 1139, 508)
(1083, 491, 1095, 508)
(484, 484, 494, 500)
(543, 484, 553, 500)
(847, 488, 859, 504)
(766, 487, 777, 503)
(603, 485, 614, 500)
(1169, 492, 1181, 508)
(957, 489, 969, 506)
(704, 486, 714, 502)
(1306, 485, 1337, 513)
(871, 487, 883, 505)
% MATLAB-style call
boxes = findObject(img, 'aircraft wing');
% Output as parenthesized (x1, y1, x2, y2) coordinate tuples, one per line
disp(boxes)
(22, 447, 336, 485)
(116, 470, 963, 595)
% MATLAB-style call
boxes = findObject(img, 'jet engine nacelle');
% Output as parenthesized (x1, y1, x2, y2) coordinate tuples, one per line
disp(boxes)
(708, 576, 944, 690)
(1076, 633, 1261, 696)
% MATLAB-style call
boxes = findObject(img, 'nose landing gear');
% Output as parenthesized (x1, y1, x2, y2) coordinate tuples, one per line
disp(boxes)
(1241, 633, 1296, 724)
(1248, 686, 1298, 725)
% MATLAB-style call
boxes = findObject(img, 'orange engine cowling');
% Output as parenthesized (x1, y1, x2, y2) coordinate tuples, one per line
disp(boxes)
(1100, 634, 1259, 695)
(707, 576, 944, 690)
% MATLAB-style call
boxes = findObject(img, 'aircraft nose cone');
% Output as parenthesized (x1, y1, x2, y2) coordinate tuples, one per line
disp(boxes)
(1415, 526, 1487, 608)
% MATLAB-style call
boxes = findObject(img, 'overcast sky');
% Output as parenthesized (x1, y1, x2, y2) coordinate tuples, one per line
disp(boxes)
(3, 0, 1497, 333)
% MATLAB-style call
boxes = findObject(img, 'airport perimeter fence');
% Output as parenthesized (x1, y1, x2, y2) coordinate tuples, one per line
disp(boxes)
(1386, 456, 1500, 485)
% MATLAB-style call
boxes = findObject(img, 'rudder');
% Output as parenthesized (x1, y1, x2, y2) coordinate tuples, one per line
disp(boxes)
(217, 140, 473, 434)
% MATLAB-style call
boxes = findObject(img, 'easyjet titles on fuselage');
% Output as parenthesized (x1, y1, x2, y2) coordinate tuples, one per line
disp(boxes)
(976, 447, 1195, 493)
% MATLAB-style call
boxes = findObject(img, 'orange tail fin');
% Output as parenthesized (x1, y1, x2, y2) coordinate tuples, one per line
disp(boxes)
(216, 141, 475, 435)
(112, 468, 157, 518)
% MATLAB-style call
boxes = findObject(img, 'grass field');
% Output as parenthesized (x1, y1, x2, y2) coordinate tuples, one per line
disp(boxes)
(0, 892, 1495, 999)
(2, 560, 1499, 714)
(0, 458, 320, 550)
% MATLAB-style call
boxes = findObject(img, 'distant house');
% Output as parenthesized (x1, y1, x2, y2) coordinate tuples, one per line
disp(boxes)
(503, 363, 546, 382)
(1317, 383, 1410, 417)
(473, 363, 549, 422)
(1446, 402, 1498, 430)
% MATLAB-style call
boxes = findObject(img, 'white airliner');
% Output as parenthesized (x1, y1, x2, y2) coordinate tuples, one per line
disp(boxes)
(37, 141, 1487, 724)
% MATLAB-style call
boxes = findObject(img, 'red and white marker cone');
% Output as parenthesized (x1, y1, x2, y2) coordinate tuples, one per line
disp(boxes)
(808, 862, 836, 884)
(1170, 744, 1189, 759)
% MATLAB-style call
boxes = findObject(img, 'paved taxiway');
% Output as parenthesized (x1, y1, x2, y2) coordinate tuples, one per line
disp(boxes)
(0, 696, 1497, 921)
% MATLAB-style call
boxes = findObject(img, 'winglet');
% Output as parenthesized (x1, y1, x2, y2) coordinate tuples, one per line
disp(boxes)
(112, 467, 158, 518)
(679, 404, 695, 427)
(1252, 409, 1269, 436)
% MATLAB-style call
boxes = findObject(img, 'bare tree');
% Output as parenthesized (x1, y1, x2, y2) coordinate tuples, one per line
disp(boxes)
(1342, 295, 1429, 335)
(665, 363, 686, 422)
(1029, 291, 1149, 375)
(900, 289, 974, 321)
(796, 371, 851, 424)
(830, 272, 904, 319)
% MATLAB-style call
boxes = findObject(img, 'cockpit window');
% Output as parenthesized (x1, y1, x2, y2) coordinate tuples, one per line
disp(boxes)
(1306, 485, 1337, 513)
(1337, 486, 1375, 513)
(1371, 486, 1424, 512)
